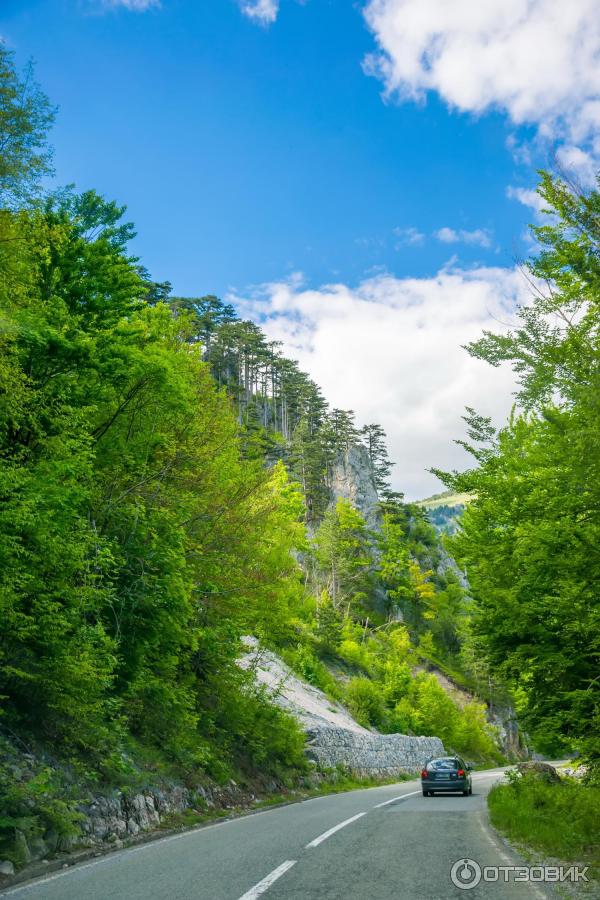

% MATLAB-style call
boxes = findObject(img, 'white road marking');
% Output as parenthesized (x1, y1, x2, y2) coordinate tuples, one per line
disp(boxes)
(0, 806, 289, 897)
(373, 790, 420, 808)
(305, 812, 367, 849)
(237, 860, 297, 900)
(477, 813, 548, 900)
(0, 858, 114, 897)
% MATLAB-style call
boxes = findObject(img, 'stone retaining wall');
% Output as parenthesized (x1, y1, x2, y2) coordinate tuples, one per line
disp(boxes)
(305, 726, 444, 776)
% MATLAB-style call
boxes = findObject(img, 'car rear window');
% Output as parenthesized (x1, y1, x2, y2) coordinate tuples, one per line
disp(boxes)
(427, 758, 458, 770)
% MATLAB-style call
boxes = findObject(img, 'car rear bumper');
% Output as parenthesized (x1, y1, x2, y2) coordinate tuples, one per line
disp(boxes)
(421, 780, 470, 792)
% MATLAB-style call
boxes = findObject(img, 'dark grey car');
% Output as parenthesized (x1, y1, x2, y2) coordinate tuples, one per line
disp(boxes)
(421, 756, 473, 796)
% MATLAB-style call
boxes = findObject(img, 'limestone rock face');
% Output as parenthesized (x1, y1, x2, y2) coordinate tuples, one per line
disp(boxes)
(328, 445, 380, 529)
(78, 781, 247, 843)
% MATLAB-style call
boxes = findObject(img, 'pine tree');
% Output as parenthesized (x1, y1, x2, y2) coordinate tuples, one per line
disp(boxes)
(360, 423, 395, 497)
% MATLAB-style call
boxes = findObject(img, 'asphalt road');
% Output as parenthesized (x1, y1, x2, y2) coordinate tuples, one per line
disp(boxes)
(1, 768, 557, 900)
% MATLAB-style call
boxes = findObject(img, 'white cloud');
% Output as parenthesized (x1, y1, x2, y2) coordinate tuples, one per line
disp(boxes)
(506, 187, 550, 249)
(506, 185, 547, 216)
(555, 145, 598, 186)
(230, 265, 529, 499)
(434, 227, 492, 248)
(363, 0, 600, 145)
(393, 226, 425, 247)
(241, 0, 279, 25)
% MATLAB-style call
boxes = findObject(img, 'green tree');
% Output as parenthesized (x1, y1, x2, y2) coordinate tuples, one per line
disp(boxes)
(360, 423, 394, 497)
(435, 172, 600, 759)
(313, 499, 375, 616)
(0, 44, 55, 206)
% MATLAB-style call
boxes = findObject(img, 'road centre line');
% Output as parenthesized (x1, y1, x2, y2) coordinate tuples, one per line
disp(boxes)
(305, 812, 367, 849)
(237, 860, 297, 900)
(373, 790, 420, 808)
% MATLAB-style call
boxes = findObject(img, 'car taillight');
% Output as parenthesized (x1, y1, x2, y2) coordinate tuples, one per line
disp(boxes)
(458, 769, 465, 777)
(421, 769, 428, 778)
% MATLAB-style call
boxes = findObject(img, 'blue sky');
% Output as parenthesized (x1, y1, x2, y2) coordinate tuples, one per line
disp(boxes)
(3, 0, 538, 293)
(2, 0, 598, 496)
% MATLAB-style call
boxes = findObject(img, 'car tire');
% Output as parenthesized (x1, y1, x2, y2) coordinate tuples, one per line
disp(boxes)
(422, 791, 429, 797)
(469, 786, 473, 795)
(463, 789, 469, 796)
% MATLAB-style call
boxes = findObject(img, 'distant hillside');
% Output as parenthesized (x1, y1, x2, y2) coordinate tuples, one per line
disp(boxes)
(415, 490, 474, 535)
(417, 490, 475, 510)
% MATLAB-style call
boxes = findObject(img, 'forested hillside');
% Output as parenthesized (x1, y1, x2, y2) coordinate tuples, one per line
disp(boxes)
(416, 491, 473, 535)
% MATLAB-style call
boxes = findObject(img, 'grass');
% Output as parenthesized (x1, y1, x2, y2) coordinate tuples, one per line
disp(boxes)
(488, 772, 600, 868)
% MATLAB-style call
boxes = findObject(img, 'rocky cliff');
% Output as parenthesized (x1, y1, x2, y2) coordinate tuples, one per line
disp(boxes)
(328, 444, 380, 529)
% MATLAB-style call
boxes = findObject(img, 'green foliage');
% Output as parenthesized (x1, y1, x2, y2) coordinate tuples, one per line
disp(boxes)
(203, 668, 307, 780)
(425, 503, 464, 535)
(280, 644, 342, 700)
(385, 672, 498, 759)
(0, 44, 55, 206)
(408, 674, 460, 746)
(312, 592, 343, 653)
(488, 773, 600, 863)
(378, 502, 467, 659)
(345, 677, 386, 729)
(0, 757, 82, 867)
(337, 638, 372, 673)
(359, 423, 395, 497)
(436, 173, 600, 759)
(0, 163, 309, 777)
(453, 702, 498, 758)
(381, 659, 412, 705)
(313, 499, 375, 616)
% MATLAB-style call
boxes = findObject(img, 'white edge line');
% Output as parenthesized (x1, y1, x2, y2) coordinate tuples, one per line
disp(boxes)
(0, 858, 112, 898)
(305, 812, 366, 849)
(478, 813, 548, 900)
(373, 790, 420, 808)
(0, 807, 282, 897)
(237, 860, 297, 900)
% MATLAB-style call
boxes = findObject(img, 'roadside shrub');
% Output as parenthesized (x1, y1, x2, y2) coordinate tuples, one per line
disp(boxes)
(488, 773, 600, 862)
(211, 678, 307, 780)
(389, 697, 416, 734)
(411, 673, 459, 746)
